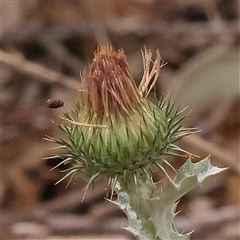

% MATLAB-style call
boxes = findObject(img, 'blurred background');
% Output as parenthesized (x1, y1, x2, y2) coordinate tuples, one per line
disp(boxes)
(1, 1, 239, 239)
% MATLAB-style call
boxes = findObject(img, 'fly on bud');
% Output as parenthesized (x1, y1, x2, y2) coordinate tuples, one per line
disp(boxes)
(46, 45, 192, 191)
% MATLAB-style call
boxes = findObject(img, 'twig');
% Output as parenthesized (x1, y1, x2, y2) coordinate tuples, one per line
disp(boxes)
(176, 205, 240, 238)
(1, 185, 106, 224)
(80, 1, 112, 45)
(37, 35, 84, 75)
(45, 213, 128, 235)
(0, 50, 80, 90)
(2, 18, 239, 47)
(182, 134, 240, 174)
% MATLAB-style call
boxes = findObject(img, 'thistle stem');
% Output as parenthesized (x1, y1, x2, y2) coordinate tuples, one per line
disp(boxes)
(111, 157, 226, 240)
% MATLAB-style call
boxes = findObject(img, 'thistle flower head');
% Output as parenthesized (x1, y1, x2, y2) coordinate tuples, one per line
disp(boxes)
(48, 45, 192, 191)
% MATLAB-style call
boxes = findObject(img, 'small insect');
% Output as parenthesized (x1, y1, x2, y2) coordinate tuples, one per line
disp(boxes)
(46, 99, 64, 108)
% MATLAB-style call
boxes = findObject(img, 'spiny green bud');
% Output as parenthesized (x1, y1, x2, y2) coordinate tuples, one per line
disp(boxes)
(47, 45, 192, 190)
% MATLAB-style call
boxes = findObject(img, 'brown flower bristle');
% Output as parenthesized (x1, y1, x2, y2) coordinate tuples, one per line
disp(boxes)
(80, 45, 141, 115)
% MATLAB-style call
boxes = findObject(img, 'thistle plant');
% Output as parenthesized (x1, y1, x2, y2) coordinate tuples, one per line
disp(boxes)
(46, 45, 225, 240)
